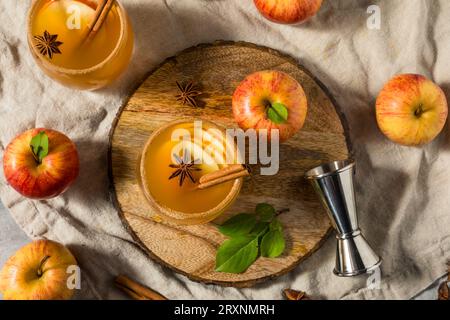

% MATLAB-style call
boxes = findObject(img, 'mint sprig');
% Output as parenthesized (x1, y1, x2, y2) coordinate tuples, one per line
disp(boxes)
(30, 131, 49, 163)
(215, 203, 287, 274)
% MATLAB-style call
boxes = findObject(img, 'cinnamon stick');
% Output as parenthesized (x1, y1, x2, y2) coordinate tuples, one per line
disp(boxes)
(438, 262, 450, 300)
(87, 0, 107, 31)
(197, 165, 249, 190)
(115, 275, 168, 300)
(84, 0, 115, 42)
(199, 164, 246, 184)
(116, 283, 149, 300)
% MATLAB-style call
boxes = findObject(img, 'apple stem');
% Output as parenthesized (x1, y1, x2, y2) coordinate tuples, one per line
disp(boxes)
(414, 104, 424, 118)
(31, 149, 41, 164)
(37, 255, 51, 277)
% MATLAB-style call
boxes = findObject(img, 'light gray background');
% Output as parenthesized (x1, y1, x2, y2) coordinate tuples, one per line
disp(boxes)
(0, 201, 442, 300)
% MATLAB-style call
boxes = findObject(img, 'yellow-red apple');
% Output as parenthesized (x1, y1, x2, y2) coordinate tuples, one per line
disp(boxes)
(253, 0, 322, 24)
(376, 74, 448, 146)
(3, 128, 79, 199)
(0, 239, 78, 300)
(232, 70, 307, 142)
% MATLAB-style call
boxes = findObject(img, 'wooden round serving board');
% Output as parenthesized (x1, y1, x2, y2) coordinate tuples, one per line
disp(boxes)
(109, 41, 350, 287)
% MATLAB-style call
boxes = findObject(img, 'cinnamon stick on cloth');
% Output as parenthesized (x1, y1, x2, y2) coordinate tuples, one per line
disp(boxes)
(437, 263, 450, 300)
(115, 275, 168, 300)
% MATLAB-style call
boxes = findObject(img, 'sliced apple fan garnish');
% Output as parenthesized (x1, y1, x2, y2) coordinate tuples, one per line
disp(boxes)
(172, 128, 245, 189)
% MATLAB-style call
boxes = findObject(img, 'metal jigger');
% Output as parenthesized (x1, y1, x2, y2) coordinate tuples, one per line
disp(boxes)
(305, 160, 381, 277)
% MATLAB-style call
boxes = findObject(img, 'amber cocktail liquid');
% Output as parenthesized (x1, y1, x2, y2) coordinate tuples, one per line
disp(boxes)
(27, 0, 134, 90)
(142, 122, 237, 214)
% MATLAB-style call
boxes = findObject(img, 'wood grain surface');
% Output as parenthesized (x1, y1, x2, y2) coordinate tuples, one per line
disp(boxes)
(109, 41, 350, 287)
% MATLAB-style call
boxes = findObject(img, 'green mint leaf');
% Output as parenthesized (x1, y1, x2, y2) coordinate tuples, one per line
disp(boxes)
(269, 219, 283, 232)
(218, 214, 257, 237)
(255, 203, 276, 222)
(30, 131, 49, 163)
(267, 102, 288, 124)
(215, 236, 259, 273)
(260, 230, 285, 258)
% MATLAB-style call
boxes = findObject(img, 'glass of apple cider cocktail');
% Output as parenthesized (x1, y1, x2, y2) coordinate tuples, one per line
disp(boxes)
(140, 120, 244, 225)
(27, 0, 134, 90)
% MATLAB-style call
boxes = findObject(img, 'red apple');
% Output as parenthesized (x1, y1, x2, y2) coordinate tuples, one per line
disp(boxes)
(254, 0, 322, 24)
(3, 128, 79, 199)
(232, 70, 308, 142)
(376, 74, 448, 146)
(0, 239, 78, 300)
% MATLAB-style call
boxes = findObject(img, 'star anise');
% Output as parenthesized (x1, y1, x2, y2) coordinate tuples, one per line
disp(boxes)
(33, 30, 63, 59)
(175, 81, 202, 108)
(168, 150, 202, 186)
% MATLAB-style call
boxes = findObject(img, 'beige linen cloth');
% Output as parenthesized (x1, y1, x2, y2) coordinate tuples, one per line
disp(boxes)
(0, 0, 449, 300)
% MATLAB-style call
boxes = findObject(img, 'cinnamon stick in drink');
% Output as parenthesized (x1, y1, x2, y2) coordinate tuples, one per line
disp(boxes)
(197, 164, 249, 190)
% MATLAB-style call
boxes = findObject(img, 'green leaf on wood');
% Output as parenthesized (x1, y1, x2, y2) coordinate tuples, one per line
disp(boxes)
(215, 203, 287, 274)
(215, 236, 259, 273)
(255, 203, 276, 222)
(218, 213, 257, 237)
(269, 219, 283, 232)
(260, 230, 285, 258)
(250, 222, 270, 237)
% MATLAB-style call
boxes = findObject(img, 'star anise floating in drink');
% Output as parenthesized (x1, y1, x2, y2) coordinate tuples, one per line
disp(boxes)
(33, 30, 63, 59)
(168, 150, 201, 187)
(175, 81, 203, 108)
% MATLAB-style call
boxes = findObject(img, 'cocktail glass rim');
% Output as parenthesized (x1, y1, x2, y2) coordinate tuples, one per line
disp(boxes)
(27, 0, 128, 75)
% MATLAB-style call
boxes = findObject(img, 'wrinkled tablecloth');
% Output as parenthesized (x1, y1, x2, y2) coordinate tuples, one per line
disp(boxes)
(0, 0, 449, 299)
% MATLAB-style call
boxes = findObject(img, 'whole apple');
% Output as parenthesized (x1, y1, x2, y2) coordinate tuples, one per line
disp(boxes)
(232, 70, 308, 142)
(254, 0, 322, 24)
(0, 239, 78, 300)
(376, 74, 448, 146)
(3, 128, 79, 199)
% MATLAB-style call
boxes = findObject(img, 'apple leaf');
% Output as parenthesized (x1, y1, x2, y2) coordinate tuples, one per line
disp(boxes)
(30, 131, 49, 163)
(255, 203, 276, 222)
(269, 218, 283, 232)
(218, 213, 257, 237)
(215, 203, 287, 274)
(215, 236, 259, 273)
(249, 222, 270, 238)
(267, 102, 288, 124)
(260, 229, 285, 258)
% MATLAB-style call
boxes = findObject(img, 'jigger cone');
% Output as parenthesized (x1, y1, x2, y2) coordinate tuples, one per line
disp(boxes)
(305, 160, 381, 277)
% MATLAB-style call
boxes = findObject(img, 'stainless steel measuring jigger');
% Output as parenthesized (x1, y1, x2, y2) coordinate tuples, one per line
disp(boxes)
(305, 160, 381, 277)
